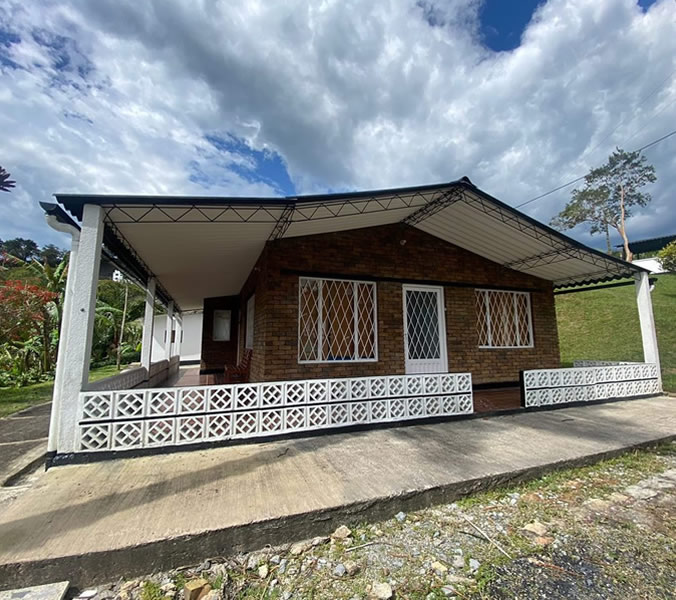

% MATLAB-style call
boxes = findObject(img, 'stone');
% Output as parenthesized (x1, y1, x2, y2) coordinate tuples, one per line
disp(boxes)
(202, 592, 221, 600)
(452, 556, 465, 569)
(534, 536, 555, 547)
(258, 565, 269, 579)
(625, 485, 658, 500)
(522, 521, 548, 537)
(431, 561, 449, 575)
(441, 585, 457, 597)
(332, 525, 352, 539)
(289, 540, 312, 555)
(584, 498, 611, 512)
(446, 574, 473, 585)
(282, 593, 292, 600)
(334, 564, 347, 577)
(197, 560, 211, 572)
(279, 559, 288, 574)
(344, 560, 360, 576)
(0, 582, 70, 600)
(608, 492, 630, 504)
(184, 578, 209, 600)
(77, 591, 98, 599)
(312, 536, 329, 546)
(270, 555, 281, 565)
(468, 558, 480, 572)
(395, 511, 407, 522)
(369, 582, 393, 599)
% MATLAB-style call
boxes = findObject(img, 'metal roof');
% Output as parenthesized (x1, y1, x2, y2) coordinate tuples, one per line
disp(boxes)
(51, 177, 645, 311)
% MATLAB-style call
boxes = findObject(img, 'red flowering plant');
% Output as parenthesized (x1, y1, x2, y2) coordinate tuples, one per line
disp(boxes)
(0, 280, 58, 344)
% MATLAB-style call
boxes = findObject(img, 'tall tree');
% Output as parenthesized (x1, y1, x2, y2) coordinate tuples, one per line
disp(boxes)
(2, 238, 40, 262)
(550, 148, 656, 260)
(0, 166, 15, 192)
(38, 244, 67, 267)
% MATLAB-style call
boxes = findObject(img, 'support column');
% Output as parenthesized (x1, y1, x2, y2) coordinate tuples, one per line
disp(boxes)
(165, 301, 174, 359)
(45, 220, 80, 454)
(175, 314, 183, 360)
(635, 271, 662, 389)
(140, 277, 156, 371)
(57, 204, 103, 453)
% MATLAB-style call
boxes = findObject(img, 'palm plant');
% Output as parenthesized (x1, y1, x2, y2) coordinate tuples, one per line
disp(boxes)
(0, 166, 15, 192)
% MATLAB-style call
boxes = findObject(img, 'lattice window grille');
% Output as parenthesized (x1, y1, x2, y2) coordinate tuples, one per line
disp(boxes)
(113, 421, 143, 449)
(298, 277, 377, 363)
(476, 289, 533, 348)
(146, 419, 175, 446)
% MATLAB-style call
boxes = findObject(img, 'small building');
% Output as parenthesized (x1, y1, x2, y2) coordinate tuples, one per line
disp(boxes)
(41, 177, 662, 464)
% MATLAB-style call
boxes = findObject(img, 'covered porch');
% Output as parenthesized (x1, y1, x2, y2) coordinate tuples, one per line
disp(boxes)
(40, 177, 662, 463)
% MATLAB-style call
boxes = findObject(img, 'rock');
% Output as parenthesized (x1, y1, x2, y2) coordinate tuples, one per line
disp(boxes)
(369, 582, 394, 599)
(184, 578, 210, 600)
(202, 592, 221, 600)
(452, 556, 465, 569)
(312, 536, 329, 546)
(625, 485, 658, 500)
(289, 540, 312, 555)
(441, 585, 457, 596)
(334, 563, 347, 577)
(431, 561, 449, 575)
(344, 560, 360, 576)
(197, 560, 211, 572)
(77, 591, 98, 599)
(522, 521, 548, 537)
(160, 582, 176, 593)
(246, 553, 262, 570)
(395, 511, 407, 522)
(282, 593, 292, 600)
(270, 555, 281, 565)
(608, 492, 630, 504)
(279, 559, 288, 574)
(468, 558, 480, 572)
(584, 498, 611, 512)
(258, 564, 269, 579)
(447, 574, 473, 585)
(332, 525, 352, 539)
(534, 536, 555, 546)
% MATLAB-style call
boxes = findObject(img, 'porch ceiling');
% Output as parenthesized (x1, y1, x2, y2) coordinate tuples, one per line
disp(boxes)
(53, 178, 644, 310)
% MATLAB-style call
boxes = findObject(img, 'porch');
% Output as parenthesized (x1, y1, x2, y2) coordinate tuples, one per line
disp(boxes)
(0, 395, 673, 590)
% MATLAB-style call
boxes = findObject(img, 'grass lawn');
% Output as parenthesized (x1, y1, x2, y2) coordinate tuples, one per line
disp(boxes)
(0, 364, 131, 418)
(555, 273, 676, 392)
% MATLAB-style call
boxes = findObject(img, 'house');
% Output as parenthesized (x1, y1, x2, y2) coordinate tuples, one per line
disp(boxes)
(40, 177, 662, 465)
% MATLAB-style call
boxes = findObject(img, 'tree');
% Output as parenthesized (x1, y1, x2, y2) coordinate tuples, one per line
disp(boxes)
(657, 240, 676, 273)
(551, 148, 656, 260)
(1, 238, 40, 262)
(38, 244, 67, 267)
(0, 166, 15, 192)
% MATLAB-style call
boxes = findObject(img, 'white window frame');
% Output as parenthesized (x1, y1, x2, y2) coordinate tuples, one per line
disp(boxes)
(212, 309, 232, 342)
(298, 276, 378, 364)
(245, 294, 255, 349)
(476, 289, 534, 349)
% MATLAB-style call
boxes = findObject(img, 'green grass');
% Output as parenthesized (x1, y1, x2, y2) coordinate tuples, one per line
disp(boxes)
(0, 363, 132, 418)
(556, 273, 676, 392)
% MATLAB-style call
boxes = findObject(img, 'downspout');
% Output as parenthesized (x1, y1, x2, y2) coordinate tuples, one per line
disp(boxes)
(43, 211, 80, 456)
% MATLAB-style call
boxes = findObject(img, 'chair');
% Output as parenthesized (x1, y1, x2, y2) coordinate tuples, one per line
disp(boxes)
(224, 349, 252, 383)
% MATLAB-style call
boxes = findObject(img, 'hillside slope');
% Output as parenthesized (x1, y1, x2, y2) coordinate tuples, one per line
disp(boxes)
(555, 273, 675, 392)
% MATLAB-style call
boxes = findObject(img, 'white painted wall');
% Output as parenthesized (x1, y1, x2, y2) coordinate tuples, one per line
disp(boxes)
(633, 257, 666, 274)
(153, 311, 203, 362)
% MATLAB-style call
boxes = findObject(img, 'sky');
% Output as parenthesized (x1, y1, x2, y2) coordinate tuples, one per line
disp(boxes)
(0, 0, 674, 252)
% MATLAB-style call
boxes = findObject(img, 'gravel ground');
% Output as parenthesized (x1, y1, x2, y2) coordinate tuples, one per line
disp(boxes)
(70, 442, 676, 600)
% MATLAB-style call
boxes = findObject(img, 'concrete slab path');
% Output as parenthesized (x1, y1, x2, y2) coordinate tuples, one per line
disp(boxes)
(0, 396, 674, 590)
(0, 403, 49, 486)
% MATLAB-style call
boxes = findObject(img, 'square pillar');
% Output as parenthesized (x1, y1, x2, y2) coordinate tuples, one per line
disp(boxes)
(141, 278, 156, 370)
(56, 204, 104, 453)
(165, 301, 174, 360)
(635, 271, 662, 389)
(175, 315, 183, 359)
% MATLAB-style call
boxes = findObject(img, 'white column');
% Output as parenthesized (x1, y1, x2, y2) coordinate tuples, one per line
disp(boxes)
(165, 301, 174, 359)
(140, 277, 156, 370)
(45, 220, 80, 454)
(57, 204, 104, 453)
(175, 314, 183, 359)
(635, 271, 662, 389)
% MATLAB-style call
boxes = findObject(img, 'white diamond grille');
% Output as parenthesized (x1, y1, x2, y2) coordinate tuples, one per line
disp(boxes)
(405, 290, 441, 359)
(298, 277, 376, 362)
(476, 290, 533, 348)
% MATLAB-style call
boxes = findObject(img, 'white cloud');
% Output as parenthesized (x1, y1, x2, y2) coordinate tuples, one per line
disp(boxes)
(0, 0, 674, 251)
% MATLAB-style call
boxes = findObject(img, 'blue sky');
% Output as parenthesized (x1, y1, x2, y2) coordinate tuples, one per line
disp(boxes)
(0, 0, 674, 251)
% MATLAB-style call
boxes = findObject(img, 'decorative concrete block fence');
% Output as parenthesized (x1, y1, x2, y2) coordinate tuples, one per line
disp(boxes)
(77, 372, 474, 453)
(522, 363, 660, 408)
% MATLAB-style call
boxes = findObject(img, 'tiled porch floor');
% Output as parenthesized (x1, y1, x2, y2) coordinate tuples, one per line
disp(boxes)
(166, 367, 522, 412)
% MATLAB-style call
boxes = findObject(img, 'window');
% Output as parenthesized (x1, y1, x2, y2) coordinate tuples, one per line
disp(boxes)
(212, 309, 231, 341)
(245, 295, 255, 349)
(476, 289, 533, 348)
(298, 277, 377, 362)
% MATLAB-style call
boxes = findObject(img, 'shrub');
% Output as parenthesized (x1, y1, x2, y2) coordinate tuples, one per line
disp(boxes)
(657, 241, 676, 272)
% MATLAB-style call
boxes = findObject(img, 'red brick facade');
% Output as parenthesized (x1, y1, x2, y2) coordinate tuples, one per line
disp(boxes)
(204, 223, 561, 385)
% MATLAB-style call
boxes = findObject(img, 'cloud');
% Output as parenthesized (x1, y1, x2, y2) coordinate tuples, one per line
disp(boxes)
(0, 0, 674, 251)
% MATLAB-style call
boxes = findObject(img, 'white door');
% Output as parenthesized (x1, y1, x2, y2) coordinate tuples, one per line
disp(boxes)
(403, 285, 448, 374)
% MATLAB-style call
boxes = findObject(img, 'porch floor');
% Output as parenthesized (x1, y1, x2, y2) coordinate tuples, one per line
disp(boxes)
(0, 395, 674, 590)
(166, 367, 523, 413)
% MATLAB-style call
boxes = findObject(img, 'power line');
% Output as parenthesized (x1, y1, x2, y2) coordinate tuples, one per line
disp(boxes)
(515, 128, 676, 208)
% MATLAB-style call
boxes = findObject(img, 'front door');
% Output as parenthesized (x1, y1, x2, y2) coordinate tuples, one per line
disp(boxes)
(403, 285, 448, 374)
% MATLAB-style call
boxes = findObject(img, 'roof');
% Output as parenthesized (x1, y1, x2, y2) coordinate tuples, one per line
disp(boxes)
(616, 234, 676, 255)
(50, 177, 645, 311)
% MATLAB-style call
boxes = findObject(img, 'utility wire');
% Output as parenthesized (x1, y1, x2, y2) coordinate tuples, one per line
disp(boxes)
(515, 128, 676, 208)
